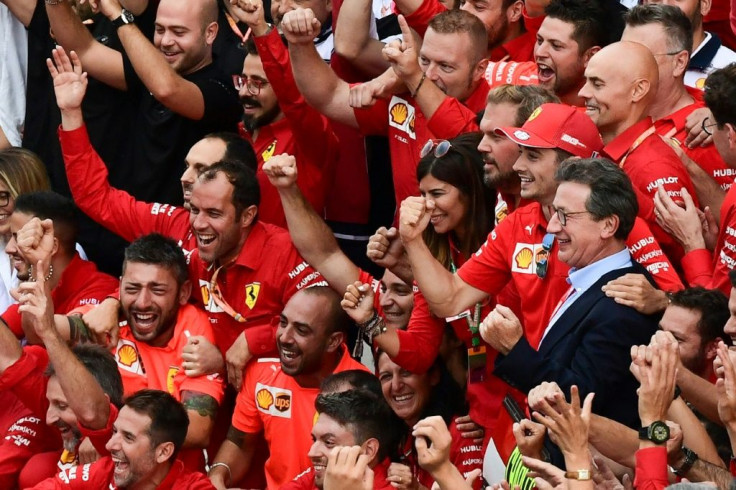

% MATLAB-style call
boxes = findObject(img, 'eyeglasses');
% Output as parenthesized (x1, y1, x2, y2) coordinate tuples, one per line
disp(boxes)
(536, 233, 554, 279)
(702, 116, 718, 136)
(652, 50, 683, 57)
(420, 139, 452, 159)
(554, 207, 591, 226)
(0, 192, 10, 207)
(232, 74, 269, 95)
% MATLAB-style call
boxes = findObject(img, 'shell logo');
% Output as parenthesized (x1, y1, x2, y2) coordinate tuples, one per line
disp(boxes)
(696, 78, 706, 89)
(390, 103, 409, 125)
(527, 106, 542, 122)
(256, 389, 274, 410)
(118, 344, 138, 367)
(514, 247, 533, 269)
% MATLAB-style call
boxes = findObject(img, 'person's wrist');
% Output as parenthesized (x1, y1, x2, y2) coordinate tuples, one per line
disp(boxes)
(250, 21, 271, 36)
(681, 234, 706, 253)
(106, 7, 124, 21)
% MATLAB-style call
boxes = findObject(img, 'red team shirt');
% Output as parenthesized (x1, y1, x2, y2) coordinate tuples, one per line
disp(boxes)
(353, 85, 487, 215)
(2, 254, 118, 338)
(231, 346, 368, 489)
(282, 458, 394, 490)
(239, 29, 340, 227)
(681, 185, 736, 297)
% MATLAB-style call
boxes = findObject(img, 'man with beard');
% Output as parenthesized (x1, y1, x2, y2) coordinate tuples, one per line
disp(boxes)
(231, 0, 340, 227)
(208, 286, 368, 490)
(0, 192, 118, 341)
(0, 248, 123, 489)
(484, 0, 615, 107)
(478, 84, 559, 223)
(643, 0, 736, 90)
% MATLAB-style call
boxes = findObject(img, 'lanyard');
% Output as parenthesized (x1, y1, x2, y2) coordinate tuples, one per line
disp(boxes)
(225, 11, 252, 45)
(618, 125, 656, 168)
(450, 259, 482, 347)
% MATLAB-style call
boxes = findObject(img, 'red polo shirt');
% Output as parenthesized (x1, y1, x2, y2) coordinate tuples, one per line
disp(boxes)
(681, 184, 736, 297)
(59, 125, 196, 258)
(33, 458, 214, 489)
(282, 458, 394, 490)
(239, 29, 340, 228)
(654, 96, 735, 191)
(353, 82, 488, 214)
(188, 221, 327, 357)
(603, 117, 699, 265)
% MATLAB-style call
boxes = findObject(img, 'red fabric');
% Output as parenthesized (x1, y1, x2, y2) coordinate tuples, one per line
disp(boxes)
(58, 125, 195, 256)
(405, 419, 483, 489)
(633, 446, 669, 490)
(188, 221, 326, 357)
(603, 117, 700, 266)
(232, 346, 368, 489)
(489, 31, 536, 63)
(654, 99, 735, 191)
(240, 29, 340, 228)
(484, 61, 539, 88)
(110, 304, 225, 403)
(2, 254, 118, 338)
(400, 0, 446, 37)
(29, 458, 215, 489)
(0, 392, 56, 489)
(353, 82, 487, 216)
(681, 185, 736, 296)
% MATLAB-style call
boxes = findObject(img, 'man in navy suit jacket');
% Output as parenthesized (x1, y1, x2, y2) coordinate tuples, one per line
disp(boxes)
(481, 158, 660, 429)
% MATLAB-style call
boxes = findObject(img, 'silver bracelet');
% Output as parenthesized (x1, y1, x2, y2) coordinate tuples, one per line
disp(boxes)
(208, 462, 232, 485)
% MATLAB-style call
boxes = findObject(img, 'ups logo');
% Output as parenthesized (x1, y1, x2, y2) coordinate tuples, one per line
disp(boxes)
(274, 393, 291, 412)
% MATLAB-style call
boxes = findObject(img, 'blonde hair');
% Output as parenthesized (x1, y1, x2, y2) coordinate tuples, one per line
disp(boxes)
(0, 148, 51, 198)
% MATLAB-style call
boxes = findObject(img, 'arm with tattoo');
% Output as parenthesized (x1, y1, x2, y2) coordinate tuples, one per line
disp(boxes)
(181, 390, 218, 448)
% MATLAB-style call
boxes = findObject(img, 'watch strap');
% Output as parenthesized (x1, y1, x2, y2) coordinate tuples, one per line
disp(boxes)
(112, 9, 134, 28)
(673, 446, 698, 476)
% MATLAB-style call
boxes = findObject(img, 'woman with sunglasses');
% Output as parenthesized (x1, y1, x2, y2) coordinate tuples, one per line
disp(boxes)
(376, 350, 483, 490)
(0, 148, 50, 313)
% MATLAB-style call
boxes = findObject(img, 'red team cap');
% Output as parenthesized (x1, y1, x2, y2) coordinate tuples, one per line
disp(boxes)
(495, 103, 603, 158)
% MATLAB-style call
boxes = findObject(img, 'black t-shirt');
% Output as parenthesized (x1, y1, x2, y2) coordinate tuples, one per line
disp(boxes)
(120, 57, 241, 205)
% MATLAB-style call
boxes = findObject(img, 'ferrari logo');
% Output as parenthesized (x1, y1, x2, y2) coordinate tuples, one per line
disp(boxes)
(245, 282, 261, 309)
(262, 140, 277, 162)
(166, 366, 179, 394)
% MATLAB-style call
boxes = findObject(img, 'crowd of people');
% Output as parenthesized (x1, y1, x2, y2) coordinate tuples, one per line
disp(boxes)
(4, 0, 736, 488)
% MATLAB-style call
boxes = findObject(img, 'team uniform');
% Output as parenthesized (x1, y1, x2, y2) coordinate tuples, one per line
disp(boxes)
(484, 61, 538, 89)
(2, 253, 118, 338)
(239, 29, 340, 228)
(403, 419, 483, 489)
(680, 185, 736, 297)
(59, 124, 196, 258)
(231, 346, 368, 489)
(188, 221, 326, 357)
(602, 117, 700, 265)
(34, 458, 214, 489)
(282, 459, 394, 490)
(654, 96, 735, 190)
(353, 84, 487, 216)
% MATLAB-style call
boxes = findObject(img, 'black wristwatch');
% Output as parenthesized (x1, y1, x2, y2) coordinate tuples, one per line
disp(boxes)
(112, 9, 135, 29)
(673, 446, 698, 476)
(638, 421, 670, 444)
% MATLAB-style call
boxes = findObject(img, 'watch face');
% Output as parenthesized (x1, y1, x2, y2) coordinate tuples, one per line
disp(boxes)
(123, 11, 134, 23)
(651, 422, 670, 443)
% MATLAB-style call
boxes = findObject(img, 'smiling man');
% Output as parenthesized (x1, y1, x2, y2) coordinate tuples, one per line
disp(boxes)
(208, 286, 368, 490)
(480, 158, 660, 430)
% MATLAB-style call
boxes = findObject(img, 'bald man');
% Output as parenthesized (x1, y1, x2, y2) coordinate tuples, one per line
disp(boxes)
(46, 0, 241, 207)
(579, 41, 698, 265)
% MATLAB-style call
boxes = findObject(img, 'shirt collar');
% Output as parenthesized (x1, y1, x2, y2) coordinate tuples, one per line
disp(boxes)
(602, 117, 654, 161)
(567, 248, 632, 293)
(690, 31, 721, 71)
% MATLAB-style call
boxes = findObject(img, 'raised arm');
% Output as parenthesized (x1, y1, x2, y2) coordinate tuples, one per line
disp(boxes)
(17, 242, 111, 431)
(283, 8, 358, 129)
(97, 0, 215, 119)
(399, 196, 487, 316)
(45, 0, 126, 90)
(334, 0, 390, 76)
(263, 154, 360, 295)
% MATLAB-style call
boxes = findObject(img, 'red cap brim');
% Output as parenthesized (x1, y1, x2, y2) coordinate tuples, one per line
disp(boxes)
(494, 126, 556, 149)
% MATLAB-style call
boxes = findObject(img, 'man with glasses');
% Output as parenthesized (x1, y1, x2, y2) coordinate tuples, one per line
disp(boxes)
(623, 4, 734, 193)
(480, 158, 660, 432)
(231, 6, 340, 228)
